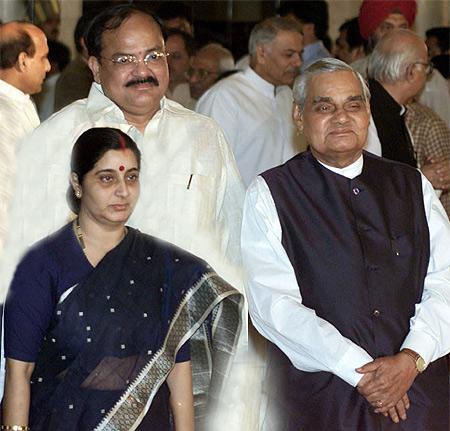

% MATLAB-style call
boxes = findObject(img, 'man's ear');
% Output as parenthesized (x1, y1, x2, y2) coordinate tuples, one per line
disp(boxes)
(256, 44, 267, 65)
(17, 51, 28, 72)
(293, 103, 304, 132)
(88, 56, 101, 83)
(405, 63, 416, 83)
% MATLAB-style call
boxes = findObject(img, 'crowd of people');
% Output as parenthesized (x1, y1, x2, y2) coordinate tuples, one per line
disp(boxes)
(0, 0, 449, 430)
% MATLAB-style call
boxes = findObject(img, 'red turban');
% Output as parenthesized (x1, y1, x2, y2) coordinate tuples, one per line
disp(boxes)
(358, 0, 417, 40)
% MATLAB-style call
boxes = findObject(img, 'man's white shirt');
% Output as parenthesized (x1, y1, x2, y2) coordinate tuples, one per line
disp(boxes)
(196, 66, 305, 187)
(0, 79, 40, 253)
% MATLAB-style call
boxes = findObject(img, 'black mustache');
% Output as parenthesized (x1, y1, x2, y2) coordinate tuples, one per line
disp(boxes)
(125, 76, 159, 87)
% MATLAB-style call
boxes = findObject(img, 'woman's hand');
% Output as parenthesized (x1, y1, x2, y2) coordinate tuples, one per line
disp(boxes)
(166, 361, 195, 431)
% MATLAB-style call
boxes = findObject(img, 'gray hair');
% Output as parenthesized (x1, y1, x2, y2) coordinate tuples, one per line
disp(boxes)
(293, 57, 370, 110)
(367, 29, 425, 83)
(198, 43, 235, 74)
(248, 16, 302, 58)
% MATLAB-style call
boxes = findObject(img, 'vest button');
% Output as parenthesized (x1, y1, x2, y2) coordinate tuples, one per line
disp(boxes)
(372, 309, 381, 317)
(352, 187, 360, 195)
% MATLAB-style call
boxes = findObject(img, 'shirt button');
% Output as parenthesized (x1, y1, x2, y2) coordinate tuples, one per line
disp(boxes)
(352, 187, 360, 195)
(372, 309, 381, 317)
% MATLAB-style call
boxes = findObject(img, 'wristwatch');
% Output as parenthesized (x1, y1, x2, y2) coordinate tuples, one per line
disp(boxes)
(401, 348, 427, 373)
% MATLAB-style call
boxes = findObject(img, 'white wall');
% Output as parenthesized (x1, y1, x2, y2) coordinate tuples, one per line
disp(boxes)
(59, 0, 82, 57)
(0, 0, 26, 22)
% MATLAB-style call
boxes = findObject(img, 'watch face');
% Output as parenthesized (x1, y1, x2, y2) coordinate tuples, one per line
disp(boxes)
(417, 357, 427, 372)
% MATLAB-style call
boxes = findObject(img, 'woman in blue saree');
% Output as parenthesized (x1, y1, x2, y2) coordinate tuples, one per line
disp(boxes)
(3, 128, 242, 431)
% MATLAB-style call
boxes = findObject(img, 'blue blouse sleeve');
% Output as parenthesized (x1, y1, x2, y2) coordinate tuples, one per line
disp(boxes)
(175, 341, 190, 363)
(4, 246, 58, 362)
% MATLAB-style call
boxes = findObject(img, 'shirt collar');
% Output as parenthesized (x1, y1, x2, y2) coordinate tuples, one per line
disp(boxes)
(0, 79, 32, 103)
(302, 40, 327, 64)
(244, 66, 276, 99)
(317, 154, 363, 179)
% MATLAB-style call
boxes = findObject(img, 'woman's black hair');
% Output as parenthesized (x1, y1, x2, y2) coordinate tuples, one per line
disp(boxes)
(67, 127, 141, 214)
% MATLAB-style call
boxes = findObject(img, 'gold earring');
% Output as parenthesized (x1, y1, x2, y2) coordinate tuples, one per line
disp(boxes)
(75, 189, 82, 199)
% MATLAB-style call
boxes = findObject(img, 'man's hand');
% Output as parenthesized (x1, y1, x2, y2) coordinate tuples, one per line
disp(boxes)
(356, 353, 418, 420)
(357, 367, 410, 423)
(421, 157, 450, 190)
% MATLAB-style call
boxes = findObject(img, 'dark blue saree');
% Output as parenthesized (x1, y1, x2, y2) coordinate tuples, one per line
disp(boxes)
(6, 224, 242, 430)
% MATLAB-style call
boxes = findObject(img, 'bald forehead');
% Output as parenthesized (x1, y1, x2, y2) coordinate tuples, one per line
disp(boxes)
(1, 21, 44, 40)
(379, 29, 426, 54)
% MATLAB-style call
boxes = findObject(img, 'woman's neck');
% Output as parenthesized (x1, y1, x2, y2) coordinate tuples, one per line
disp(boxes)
(76, 213, 127, 266)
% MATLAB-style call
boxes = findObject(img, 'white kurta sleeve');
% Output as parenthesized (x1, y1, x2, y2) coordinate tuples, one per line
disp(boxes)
(241, 176, 374, 387)
(216, 128, 246, 267)
(401, 174, 450, 363)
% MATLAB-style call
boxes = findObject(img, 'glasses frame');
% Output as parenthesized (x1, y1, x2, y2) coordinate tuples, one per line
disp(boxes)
(100, 51, 170, 68)
(185, 67, 218, 81)
(413, 61, 434, 75)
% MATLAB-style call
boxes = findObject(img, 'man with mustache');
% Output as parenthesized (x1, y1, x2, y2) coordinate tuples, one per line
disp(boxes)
(0, 4, 245, 310)
(242, 58, 450, 430)
(196, 17, 305, 187)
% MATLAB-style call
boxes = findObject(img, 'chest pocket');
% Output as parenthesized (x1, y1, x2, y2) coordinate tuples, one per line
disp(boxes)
(167, 173, 218, 231)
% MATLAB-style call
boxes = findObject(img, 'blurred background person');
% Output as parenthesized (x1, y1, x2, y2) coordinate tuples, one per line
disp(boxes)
(187, 42, 235, 102)
(334, 17, 366, 65)
(366, 29, 450, 215)
(425, 26, 450, 80)
(279, 0, 331, 71)
(157, 1, 194, 36)
(356, 0, 450, 128)
(35, 39, 70, 120)
(54, 13, 93, 111)
(165, 28, 196, 109)
(197, 17, 304, 187)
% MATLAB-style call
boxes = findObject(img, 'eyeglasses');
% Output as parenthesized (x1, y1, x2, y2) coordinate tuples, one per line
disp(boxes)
(101, 51, 169, 69)
(185, 67, 218, 80)
(413, 61, 434, 75)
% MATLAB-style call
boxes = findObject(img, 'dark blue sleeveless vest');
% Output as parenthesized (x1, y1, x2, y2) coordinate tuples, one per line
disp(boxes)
(260, 151, 448, 431)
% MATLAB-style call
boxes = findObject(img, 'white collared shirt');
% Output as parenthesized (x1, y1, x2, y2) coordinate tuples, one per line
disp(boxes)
(196, 66, 306, 187)
(242, 155, 450, 386)
(300, 40, 331, 72)
(0, 82, 245, 300)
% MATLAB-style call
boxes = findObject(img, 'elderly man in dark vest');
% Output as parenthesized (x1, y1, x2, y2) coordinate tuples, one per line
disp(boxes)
(242, 58, 450, 431)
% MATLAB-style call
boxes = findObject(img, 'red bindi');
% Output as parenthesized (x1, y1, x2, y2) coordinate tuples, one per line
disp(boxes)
(119, 165, 125, 171)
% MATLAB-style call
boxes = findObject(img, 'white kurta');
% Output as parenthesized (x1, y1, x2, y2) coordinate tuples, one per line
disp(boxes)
(196, 66, 305, 187)
(0, 79, 40, 253)
(0, 82, 245, 301)
(242, 156, 450, 387)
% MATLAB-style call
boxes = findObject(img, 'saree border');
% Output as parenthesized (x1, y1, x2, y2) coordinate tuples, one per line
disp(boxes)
(94, 272, 242, 431)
